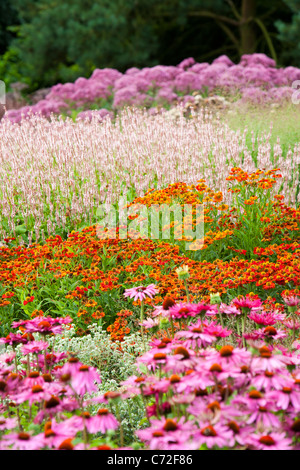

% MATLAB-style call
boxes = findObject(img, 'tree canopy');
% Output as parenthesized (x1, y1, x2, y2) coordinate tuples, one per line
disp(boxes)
(0, 0, 298, 91)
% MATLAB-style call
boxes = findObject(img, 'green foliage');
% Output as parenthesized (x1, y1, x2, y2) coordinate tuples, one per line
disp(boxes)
(0, 0, 19, 54)
(0, 0, 294, 91)
(275, 0, 300, 65)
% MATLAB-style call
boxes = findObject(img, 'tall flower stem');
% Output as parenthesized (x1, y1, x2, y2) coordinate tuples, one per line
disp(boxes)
(140, 300, 146, 353)
(183, 279, 190, 303)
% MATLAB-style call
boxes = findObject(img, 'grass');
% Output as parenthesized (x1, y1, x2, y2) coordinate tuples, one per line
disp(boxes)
(223, 101, 300, 158)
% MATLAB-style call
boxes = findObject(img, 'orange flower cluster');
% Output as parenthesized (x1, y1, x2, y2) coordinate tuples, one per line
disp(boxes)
(0, 168, 299, 335)
(226, 167, 281, 190)
(107, 317, 131, 342)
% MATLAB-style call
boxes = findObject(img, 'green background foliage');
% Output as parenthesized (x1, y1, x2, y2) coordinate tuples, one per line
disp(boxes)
(0, 0, 299, 91)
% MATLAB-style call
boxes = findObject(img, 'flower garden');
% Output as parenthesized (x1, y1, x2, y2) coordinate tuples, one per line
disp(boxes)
(0, 53, 300, 451)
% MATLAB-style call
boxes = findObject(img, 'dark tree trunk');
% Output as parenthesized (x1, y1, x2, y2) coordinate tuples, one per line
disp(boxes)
(240, 0, 257, 54)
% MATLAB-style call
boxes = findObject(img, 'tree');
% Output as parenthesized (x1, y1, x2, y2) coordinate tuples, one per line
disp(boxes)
(0, 0, 19, 54)
(0, 0, 293, 90)
(275, 0, 300, 65)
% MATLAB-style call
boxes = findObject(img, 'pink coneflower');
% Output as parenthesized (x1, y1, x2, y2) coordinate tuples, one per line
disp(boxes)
(54, 356, 82, 381)
(202, 320, 232, 339)
(283, 319, 300, 330)
(196, 422, 233, 449)
(249, 309, 286, 326)
(232, 296, 262, 310)
(23, 317, 64, 336)
(147, 400, 173, 419)
(245, 397, 281, 429)
(0, 352, 16, 364)
(175, 369, 215, 394)
(70, 364, 101, 395)
(151, 296, 177, 318)
(167, 345, 198, 373)
(174, 321, 216, 349)
(23, 371, 45, 388)
(14, 384, 48, 406)
(243, 326, 287, 343)
(137, 349, 172, 373)
(0, 332, 27, 346)
(119, 374, 148, 398)
(20, 340, 49, 355)
(66, 411, 117, 435)
(34, 395, 78, 424)
(249, 432, 293, 450)
(225, 421, 254, 448)
(188, 398, 239, 424)
(167, 302, 196, 320)
(136, 417, 197, 449)
(191, 302, 218, 317)
(268, 386, 300, 411)
(202, 360, 240, 384)
(251, 369, 294, 392)
(43, 419, 78, 449)
(2, 431, 46, 450)
(0, 416, 18, 431)
(204, 345, 251, 369)
(93, 408, 119, 434)
(141, 317, 160, 329)
(251, 345, 295, 372)
(219, 303, 242, 316)
(123, 284, 159, 302)
(282, 295, 300, 307)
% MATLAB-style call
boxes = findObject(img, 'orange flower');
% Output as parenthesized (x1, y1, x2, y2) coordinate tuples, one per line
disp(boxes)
(92, 310, 105, 319)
